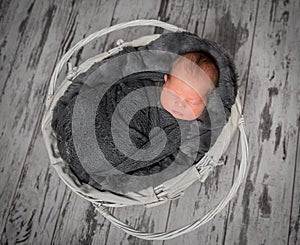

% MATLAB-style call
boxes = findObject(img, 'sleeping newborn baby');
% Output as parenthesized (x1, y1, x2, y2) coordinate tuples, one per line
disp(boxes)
(159, 51, 219, 121)
(52, 48, 222, 192)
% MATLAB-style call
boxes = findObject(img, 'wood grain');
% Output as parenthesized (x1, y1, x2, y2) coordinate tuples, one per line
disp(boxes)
(224, 0, 300, 244)
(0, 0, 70, 237)
(163, 0, 258, 244)
(0, 0, 299, 244)
(1, 0, 116, 244)
(288, 120, 300, 245)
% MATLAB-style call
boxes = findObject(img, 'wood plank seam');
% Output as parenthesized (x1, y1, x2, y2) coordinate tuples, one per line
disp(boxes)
(220, 0, 261, 244)
(287, 122, 300, 244)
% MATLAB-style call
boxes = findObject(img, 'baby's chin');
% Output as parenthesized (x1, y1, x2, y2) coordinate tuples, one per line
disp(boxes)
(163, 107, 199, 121)
(171, 113, 198, 121)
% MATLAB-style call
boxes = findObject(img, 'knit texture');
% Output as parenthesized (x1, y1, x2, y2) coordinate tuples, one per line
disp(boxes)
(51, 32, 238, 192)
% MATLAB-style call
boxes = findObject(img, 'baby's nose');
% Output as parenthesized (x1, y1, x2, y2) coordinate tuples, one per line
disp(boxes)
(174, 97, 186, 108)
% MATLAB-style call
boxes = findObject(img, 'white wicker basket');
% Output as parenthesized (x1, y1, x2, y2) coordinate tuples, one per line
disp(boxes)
(41, 19, 249, 240)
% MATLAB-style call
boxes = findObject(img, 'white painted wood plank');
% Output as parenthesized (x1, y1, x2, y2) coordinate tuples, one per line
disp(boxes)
(288, 121, 300, 245)
(0, 0, 35, 100)
(1, 0, 298, 244)
(102, 0, 163, 52)
(224, 0, 300, 244)
(0, 0, 117, 244)
(47, 2, 120, 245)
(1, 131, 67, 244)
(0, 0, 71, 235)
(163, 0, 259, 244)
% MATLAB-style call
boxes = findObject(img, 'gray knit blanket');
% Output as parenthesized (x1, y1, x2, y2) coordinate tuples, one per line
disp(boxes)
(51, 32, 238, 193)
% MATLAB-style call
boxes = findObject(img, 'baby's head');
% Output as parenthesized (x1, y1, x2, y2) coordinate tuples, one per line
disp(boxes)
(160, 51, 219, 121)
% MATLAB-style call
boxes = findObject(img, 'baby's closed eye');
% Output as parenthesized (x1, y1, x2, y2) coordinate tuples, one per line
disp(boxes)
(186, 98, 204, 105)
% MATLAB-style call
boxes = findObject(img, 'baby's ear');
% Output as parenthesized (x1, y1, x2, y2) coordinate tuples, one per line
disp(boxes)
(164, 74, 168, 82)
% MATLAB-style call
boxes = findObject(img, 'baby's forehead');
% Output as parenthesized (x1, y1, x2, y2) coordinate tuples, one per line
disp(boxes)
(170, 56, 218, 86)
(166, 77, 209, 100)
(169, 66, 212, 88)
(171, 59, 206, 77)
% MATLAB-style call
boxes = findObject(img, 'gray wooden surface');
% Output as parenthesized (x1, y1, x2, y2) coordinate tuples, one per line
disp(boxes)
(0, 0, 299, 244)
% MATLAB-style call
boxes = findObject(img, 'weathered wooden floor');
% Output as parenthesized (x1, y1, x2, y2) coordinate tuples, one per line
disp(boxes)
(0, 0, 299, 244)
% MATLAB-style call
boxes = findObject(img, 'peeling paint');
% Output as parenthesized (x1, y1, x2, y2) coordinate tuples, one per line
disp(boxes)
(239, 178, 255, 245)
(282, 136, 287, 160)
(78, 203, 98, 245)
(254, 148, 263, 183)
(215, 10, 249, 57)
(269, 0, 279, 26)
(280, 11, 289, 26)
(259, 87, 278, 142)
(238, 148, 256, 245)
(269, 70, 275, 81)
(0, 37, 7, 57)
(27, 5, 57, 69)
(259, 102, 272, 142)
(258, 184, 272, 218)
(274, 123, 282, 153)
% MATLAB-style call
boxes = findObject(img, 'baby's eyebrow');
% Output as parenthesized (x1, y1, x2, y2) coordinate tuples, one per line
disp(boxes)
(187, 97, 201, 100)
(187, 97, 203, 102)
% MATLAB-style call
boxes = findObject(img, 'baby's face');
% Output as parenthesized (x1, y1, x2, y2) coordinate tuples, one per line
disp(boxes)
(160, 68, 213, 121)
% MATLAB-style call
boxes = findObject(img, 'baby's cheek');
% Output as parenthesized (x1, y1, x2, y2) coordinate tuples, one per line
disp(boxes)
(160, 99, 166, 110)
(193, 104, 205, 117)
(160, 90, 170, 110)
(184, 104, 203, 119)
